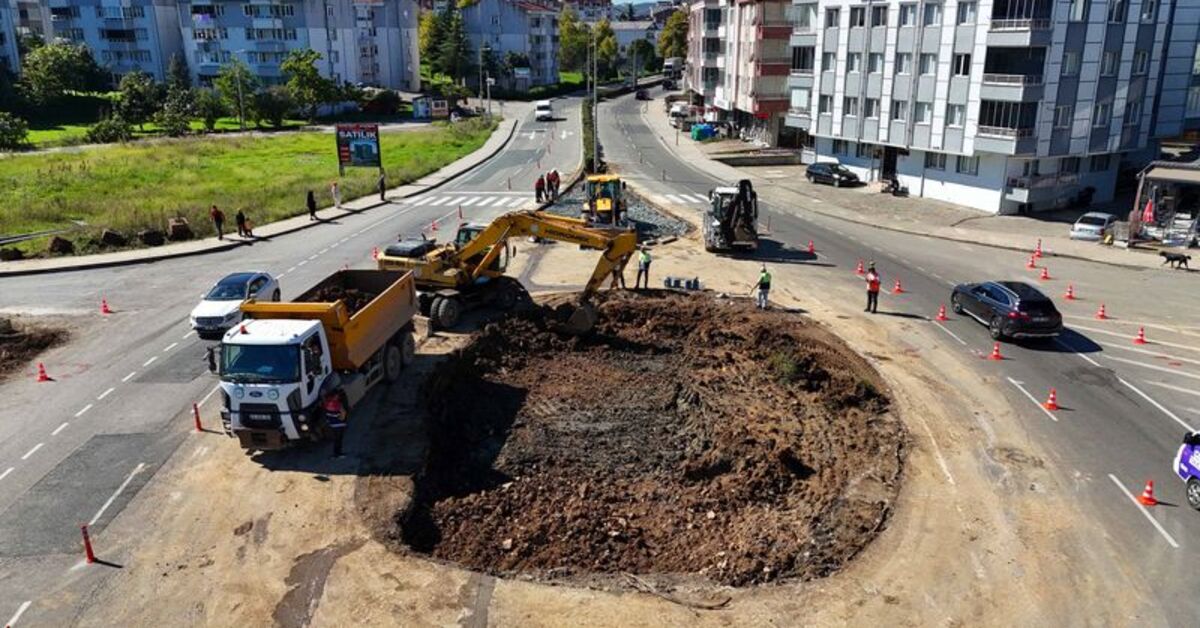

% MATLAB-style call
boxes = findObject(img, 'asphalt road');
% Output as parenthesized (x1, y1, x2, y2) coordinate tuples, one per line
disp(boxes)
(599, 90, 1200, 625)
(0, 98, 581, 621)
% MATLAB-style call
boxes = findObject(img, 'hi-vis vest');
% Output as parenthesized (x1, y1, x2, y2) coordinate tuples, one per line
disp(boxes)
(866, 271, 881, 292)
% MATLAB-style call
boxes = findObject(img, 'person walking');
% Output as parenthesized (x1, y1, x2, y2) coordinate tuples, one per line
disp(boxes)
(330, 180, 341, 209)
(323, 390, 348, 458)
(754, 265, 772, 310)
(378, 171, 387, 202)
(307, 190, 318, 221)
(635, 247, 652, 289)
(864, 262, 881, 314)
(235, 209, 247, 238)
(548, 169, 560, 198)
(209, 205, 225, 240)
(535, 174, 546, 203)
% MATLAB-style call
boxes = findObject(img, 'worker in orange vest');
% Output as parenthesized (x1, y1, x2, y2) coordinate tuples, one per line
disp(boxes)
(323, 390, 348, 458)
(864, 262, 880, 314)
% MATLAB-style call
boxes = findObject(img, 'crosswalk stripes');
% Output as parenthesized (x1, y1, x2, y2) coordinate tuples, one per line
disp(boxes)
(658, 193, 710, 205)
(403, 193, 533, 209)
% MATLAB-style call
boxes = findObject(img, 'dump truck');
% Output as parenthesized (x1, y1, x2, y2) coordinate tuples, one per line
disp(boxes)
(214, 269, 418, 450)
(704, 179, 759, 252)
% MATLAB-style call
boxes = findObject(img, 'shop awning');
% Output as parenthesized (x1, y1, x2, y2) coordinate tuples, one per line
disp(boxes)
(1144, 164, 1200, 185)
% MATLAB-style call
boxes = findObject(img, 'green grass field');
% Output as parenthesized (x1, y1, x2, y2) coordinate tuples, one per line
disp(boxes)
(1, 118, 496, 254)
(25, 117, 309, 148)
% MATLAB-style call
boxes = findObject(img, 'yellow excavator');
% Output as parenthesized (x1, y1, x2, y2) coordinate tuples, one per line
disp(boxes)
(583, 174, 627, 225)
(376, 210, 637, 333)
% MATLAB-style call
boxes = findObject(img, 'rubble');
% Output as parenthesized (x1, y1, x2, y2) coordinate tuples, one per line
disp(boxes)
(545, 187, 690, 241)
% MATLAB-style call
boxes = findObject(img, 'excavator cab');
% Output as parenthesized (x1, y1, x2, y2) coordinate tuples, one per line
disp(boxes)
(584, 175, 626, 225)
(454, 222, 508, 275)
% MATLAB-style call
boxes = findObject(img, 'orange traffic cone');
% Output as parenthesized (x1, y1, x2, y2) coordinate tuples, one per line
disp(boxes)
(1039, 267, 1051, 280)
(855, 260, 865, 276)
(1138, 480, 1158, 506)
(807, 240, 815, 254)
(1043, 388, 1059, 411)
(371, 246, 379, 260)
(100, 298, 113, 315)
(1133, 327, 1147, 345)
(1095, 303, 1108, 320)
(988, 342, 1004, 361)
(935, 304, 949, 321)
(36, 362, 51, 382)
(1026, 255, 1037, 269)
(1034, 238, 1043, 258)
(1064, 284, 1076, 300)
(892, 279, 905, 294)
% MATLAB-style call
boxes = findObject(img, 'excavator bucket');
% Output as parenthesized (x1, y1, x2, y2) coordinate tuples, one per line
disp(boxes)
(554, 302, 598, 335)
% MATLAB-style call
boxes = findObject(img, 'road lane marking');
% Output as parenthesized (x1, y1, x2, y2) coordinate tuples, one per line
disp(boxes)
(1117, 378, 1196, 432)
(198, 384, 221, 407)
(0, 468, 12, 481)
(1054, 338, 1102, 367)
(276, 273, 287, 280)
(74, 404, 93, 418)
(142, 356, 158, 367)
(5, 601, 31, 627)
(1097, 342, 1200, 367)
(319, 247, 329, 255)
(507, 197, 526, 207)
(297, 260, 308, 267)
(307, 254, 318, 261)
(163, 342, 178, 352)
(1144, 380, 1200, 398)
(97, 387, 115, 400)
(182, 331, 194, 339)
(413, 196, 434, 206)
(89, 463, 146, 526)
(51, 422, 69, 436)
(1107, 474, 1179, 549)
(459, 197, 480, 206)
(330, 242, 340, 249)
(1069, 323, 1200, 354)
(21, 443, 43, 460)
(1105, 356, 1200, 382)
(122, 371, 137, 382)
(1005, 377, 1058, 422)
(931, 321, 968, 346)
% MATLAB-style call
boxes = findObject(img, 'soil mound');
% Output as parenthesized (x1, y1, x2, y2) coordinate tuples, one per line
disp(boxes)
(401, 291, 905, 586)
(0, 317, 67, 381)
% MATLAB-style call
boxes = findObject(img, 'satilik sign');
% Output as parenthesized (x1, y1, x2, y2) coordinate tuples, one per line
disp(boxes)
(335, 123, 382, 174)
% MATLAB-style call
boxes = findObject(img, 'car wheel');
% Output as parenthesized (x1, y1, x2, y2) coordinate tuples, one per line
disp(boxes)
(989, 316, 1004, 340)
(806, 174, 814, 183)
(383, 343, 403, 383)
(833, 178, 841, 188)
(1188, 478, 1200, 511)
(272, 289, 281, 302)
(951, 294, 964, 314)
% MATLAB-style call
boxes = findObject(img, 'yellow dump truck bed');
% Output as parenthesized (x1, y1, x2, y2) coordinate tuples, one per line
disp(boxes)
(240, 269, 418, 371)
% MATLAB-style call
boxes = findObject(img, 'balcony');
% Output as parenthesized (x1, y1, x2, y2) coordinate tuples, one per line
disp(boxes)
(980, 73, 1045, 101)
(976, 125, 1038, 155)
(978, 125, 1035, 138)
(982, 73, 1043, 85)
(1005, 172, 1078, 203)
(987, 18, 1052, 46)
(989, 19, 1051, 30)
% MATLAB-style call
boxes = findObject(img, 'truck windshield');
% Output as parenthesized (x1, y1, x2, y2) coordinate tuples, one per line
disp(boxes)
(221, 344, 300, 384)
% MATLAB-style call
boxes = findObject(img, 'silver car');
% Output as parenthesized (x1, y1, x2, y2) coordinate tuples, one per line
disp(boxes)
(1069, 212, 1117, 240)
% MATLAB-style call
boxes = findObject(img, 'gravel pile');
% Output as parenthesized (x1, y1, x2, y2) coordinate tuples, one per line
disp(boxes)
(544, 186, 690, 241)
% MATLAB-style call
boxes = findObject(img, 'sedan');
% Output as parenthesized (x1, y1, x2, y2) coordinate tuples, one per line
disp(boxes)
(190, 271, 280, 340)
(1069, 212, 1117, 240)
(806, 162, 860, 187)
(950, 281, 1063, 340)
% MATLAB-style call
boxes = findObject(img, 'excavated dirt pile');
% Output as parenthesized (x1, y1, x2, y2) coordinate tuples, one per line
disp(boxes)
(0, 317, 67, 381)
(402, 291, 906, 587)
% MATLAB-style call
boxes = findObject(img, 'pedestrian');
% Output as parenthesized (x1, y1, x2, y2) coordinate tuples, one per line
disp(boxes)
(235, 209, 247, 237)
(243, 217, 254, 238)
(378, 171, 387, 202)
(548, 169, 560, 198)
(754, 264, 772, 309)
(635, 247, 652, 289)
(323, 390, 348, 458)
(331, 180, 341, 209)
(307, 190, 317, 221)
(535, 174, 546, 203)
(864, 261, 881, 314)
(209, 204, 225, 240)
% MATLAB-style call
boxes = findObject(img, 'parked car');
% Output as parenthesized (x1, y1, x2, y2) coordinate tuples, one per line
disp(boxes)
(1173, 431, 1200, 510)
(1069, 211, 1117, 240)
(190, 271, 280, 340)
(805, 162, 860, 187)
(949, 281, 1063, 340)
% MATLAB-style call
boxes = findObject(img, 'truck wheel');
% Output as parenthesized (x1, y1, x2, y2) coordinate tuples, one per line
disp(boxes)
(272, 289, 281, 302)
(383, 343, 403, 383)
(1188, 478, 1200, 511)
(398, 331, 416, 367)
(434, 296, 461, 329)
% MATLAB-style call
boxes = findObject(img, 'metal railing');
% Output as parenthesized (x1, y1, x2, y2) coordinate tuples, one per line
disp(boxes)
(982, 73, 1044, 85)
(978, 125, 1035, 138)
(788, 107, 811, 116)
(789, 67, 814, 76)
(989, 18, 1052, 30)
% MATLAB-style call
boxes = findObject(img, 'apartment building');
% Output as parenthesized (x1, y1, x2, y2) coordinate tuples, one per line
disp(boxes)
(461, 0, 559, 89)
(0, 0, 18, 73)
(15, 1, 45, 38)
(565, 0, 612, 23)
(179, 1, 419, 91)
(44, 0, 183, 82)
(782, 0, 1200, 214)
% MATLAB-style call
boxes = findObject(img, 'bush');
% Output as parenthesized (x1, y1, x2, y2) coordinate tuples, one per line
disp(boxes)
(84, 116, 133, 144)
(0, 112, 30, 150)
(154, 109, 191, 137)
(193, 88, 226, 132)
(361, 89, 402, 115)
(253, 86, 294, 129)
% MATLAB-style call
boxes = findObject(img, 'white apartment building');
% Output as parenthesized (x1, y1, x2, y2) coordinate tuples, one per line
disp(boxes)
(0, 0, 19, 73)
(783, 0, 1200, 214)
(44, 0, 183, 82)
(461, 0, 559, 89)
(179, 1, 419, 91)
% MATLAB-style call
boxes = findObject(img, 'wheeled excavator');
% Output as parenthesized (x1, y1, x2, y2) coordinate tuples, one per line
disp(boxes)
(704, 179, 759, 252)
(376, 210, 638, 333)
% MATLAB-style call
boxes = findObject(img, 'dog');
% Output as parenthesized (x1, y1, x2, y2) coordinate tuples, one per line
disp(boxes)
(1160, 251, 1191, 270)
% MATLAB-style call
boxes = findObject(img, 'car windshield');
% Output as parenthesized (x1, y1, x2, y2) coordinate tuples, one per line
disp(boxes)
(206, 279, 250, 301)
(588, 180, 619, 200)
(831, 165, 851, 175)
(220, 344, 300, 383)
(1077, 216, 1109, 226)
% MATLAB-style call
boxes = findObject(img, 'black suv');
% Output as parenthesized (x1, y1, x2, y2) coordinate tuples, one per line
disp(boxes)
(805, 163, 860, 187)
(950, 281, 1063, 340)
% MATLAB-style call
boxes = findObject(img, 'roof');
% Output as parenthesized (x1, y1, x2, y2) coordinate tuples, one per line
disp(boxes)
(996, 281, 1050, 301)
(1144, 165, 1200, 184)
(222, 319, 319, 346)
(513, 1, 556, 13)
(217, 271, 261, 285)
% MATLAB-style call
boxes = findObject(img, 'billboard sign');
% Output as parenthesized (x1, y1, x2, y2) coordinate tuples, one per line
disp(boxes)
(336, 124, 381, 170)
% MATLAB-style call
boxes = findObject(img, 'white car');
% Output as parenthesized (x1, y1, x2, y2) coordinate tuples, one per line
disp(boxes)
(1069, 212, 1117, 240)
(190, 271, 280, 340)
(534, 100, 553, 121)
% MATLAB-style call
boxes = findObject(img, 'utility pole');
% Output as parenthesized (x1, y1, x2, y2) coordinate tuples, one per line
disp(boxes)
(592, 29, 598, 172)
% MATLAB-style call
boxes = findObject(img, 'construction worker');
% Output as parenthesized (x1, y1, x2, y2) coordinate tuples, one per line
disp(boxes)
(864, 262, 881, 314)
(323, 390, 348, 458)
(754, 265, 771, 309)
(635, 247, 652, 289)
(535, 174, 546, 203)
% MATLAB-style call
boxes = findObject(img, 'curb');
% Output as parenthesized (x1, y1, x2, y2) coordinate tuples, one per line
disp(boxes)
(0, 118, 520, 278)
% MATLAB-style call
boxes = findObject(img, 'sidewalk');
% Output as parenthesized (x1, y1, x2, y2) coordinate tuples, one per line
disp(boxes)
(639, 105, 1175, 270)
(0, 114, 522, 277)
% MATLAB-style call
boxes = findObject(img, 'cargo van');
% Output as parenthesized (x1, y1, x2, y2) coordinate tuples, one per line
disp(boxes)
(535, 100, 553, 121)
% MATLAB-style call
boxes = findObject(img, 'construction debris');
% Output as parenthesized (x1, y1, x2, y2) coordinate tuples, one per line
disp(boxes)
(0, 317, 67, 381)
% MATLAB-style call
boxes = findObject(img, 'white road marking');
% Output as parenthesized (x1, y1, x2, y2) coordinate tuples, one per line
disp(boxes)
(89, 463, 146, 526)
(5, 601, 32, 628)
(198, 384, 221, 407)
(916, 265, 928, 273)
(21, 443, 43, 460)
(447, 196, 468, 206)
(182, 331, 195, 339)
(121, 371, 137, 382)
(319, 247, 329, 255)
(329, 242, 339, 249)
(687, 194, 709, 203)
(1097, 342, 1200, 368)
(51, 422, 69, 436)
(97, 387, 115, 400)
(507, 197, 526, 207)
(0, 468, 12, 481)
(931, 321, 968, 346)
(459, 197, 480, 206)
(287, 266, 297, 273)
(297, 260, 308, 267)
(1107, 473, 1179, 549)
(665, 194, 685, 204)
(74, 404, 93, 418)
(276, 273, 287, 280)
(1144, 380, 1200, 398)
(307, 254, 318, 261)
(1005, 377, 1058, 422)
(1070, 323, 1200, 354)
(142, 356, 158, 367)
(1105, 356, 1200, 382)
(1054, 338, 1102, 367)
(163, 342, 178, 352)
(1117, 378, 1196, 432)
(413, 195, 435, 206)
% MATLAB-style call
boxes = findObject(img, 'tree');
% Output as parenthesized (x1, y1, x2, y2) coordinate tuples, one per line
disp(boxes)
(620, 4, 635, 20)
(193, 88, 226, 132)
(214, 59, 259, 129)
(436, 10, 472, 83)
(558, 8, 591, 73)
(19, 43, 106, 102)
(84, 115, 133, 144)
(156, 85, 193, 137)
(627, 39, 657, 76)
(0, 112, 29, 150)
(658, 9, 688, 60)
(116, 70, 162, 130)
(280, 49, 336, 121)
(0, 68, 24, 114)
(594, 19, 619, 79)
(167, 53, 191, 91)
(419, 10, 443, 63)
(17, 32, 44, 57)
(253, 86, 294, 129)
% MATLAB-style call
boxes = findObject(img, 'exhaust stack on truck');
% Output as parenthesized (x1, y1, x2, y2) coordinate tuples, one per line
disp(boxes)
(215, 269, 418, 450)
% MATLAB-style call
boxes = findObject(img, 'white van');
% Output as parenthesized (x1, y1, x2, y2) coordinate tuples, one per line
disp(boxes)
(535, 100, 553, 121)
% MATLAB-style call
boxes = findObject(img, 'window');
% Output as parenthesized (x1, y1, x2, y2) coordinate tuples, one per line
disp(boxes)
(956, 1, 976, 24)
(849, 6, 865, 27)
(790, 87, 811, 113)
(1069, 0, 1090, 21)
(1062, 51, 1080, 77)
(819, 94, 834, 113)
(871, 5, 888, 26)
(1141, 0, 1157, 21)
(1124, 100, 1142, 125)
(953, 54, 971, 76)
(1132, 50, 1148, 75)
(915, 101, 932, 123)
(1107, 0, 1127, 23)
(895, 53, 912, 74)
(1090, 154, 1111, 171)
(833, 140, 849, 155)
(856, 142, 875, 158)
(923, 3, 942, 26)
(1189, 86, 1200, 116)
(865, 98, 880, 118)
(1101, 51, 1118, 77)
(825, 8, 840, 28)
(956, 156, 979, 175)
(1023, 160, 1041, 177)
(1054, 105, 1073, 128)
(1093, 102, 1111, 127)
(1193, 44, 1200, 76)
(793, 4, 816, 30)
(868, 53, 884, 73)
(844, 96, 860, 116)
(892, 100, 909, 121)
(822, 52, 836, 72)
(899, 4, 917, 26)
(846, 53, 862, 73)
(947, 104, 965, 126)
(791, 46, 815, 73)
(919, 53, 937, 75)
(925, 152, 946, 170)
(1061, 157, 1080, 174)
